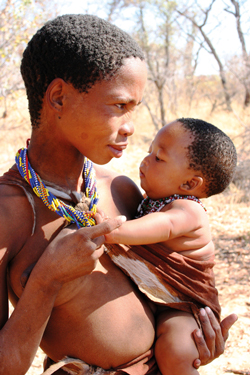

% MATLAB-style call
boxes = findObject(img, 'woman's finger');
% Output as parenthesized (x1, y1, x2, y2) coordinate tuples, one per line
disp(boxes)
(220, 313, 238, 341)
(84, 216, 126, 240)
(192, 327, 211, 366)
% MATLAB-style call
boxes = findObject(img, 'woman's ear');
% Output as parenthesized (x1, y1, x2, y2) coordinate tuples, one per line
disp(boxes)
(180, 176, 204, 193)
(45, 78, 67, 113)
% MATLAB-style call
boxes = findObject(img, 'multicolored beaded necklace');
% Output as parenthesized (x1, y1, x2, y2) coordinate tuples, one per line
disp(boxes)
(136, 194, 206, 218)
(15, 147, 99, 228)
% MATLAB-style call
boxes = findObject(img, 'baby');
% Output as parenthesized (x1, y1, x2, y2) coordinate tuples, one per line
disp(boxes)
(102, 118, 237, 375)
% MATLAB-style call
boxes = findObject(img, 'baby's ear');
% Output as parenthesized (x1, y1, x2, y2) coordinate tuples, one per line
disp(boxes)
(180, 176, 204, 193)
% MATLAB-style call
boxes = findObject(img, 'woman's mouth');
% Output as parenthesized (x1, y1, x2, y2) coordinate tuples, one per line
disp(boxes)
(108, 144, 127, 158)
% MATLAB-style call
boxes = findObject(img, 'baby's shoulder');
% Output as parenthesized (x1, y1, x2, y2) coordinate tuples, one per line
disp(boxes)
(161, 197, 209, 228)
(164, 196, 206, 213)
(94, 165, 143, 218)
(94, 164, 140, 191)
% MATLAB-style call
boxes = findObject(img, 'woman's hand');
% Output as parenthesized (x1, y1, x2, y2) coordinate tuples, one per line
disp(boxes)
(36, 216, 126, 287)
(193, 307, 238, 368)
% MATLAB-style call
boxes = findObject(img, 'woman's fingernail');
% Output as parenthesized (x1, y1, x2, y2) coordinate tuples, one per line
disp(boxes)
(205, 306, 211, 314)
(200, 308, 206, 316)
(196, 330, 202, 337)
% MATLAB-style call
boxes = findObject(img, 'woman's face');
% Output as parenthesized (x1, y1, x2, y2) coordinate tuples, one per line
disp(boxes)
(58, 57, 148, 165)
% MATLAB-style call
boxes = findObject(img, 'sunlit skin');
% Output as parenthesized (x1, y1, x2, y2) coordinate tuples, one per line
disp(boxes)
(25, 58, 147, 195)
(53, 59, 146, 165)
(102, 121, 217, 375)
(0, 56, 237, 375)
(104, 121, 213, 258)
(1, 58, 157, 372)
(139, 121, 203, 199)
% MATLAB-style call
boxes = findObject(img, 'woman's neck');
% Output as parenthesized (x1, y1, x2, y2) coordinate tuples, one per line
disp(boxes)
(26, 137, 85, 193)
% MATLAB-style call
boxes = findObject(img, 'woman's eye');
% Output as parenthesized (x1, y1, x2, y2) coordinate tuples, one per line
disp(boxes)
(116, 103, 126, 109)
(156, 156, 161, 161)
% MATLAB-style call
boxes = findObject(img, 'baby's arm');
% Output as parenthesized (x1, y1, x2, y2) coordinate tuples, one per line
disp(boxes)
(104, 211, 171, 245)
(104, 199, 206, 246)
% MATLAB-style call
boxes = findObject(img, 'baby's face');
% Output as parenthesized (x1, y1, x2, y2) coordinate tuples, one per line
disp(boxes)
(139, 121, 194, 199)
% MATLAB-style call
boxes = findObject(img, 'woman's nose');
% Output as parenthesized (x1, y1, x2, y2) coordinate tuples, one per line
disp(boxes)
(119, 121, 134, 137)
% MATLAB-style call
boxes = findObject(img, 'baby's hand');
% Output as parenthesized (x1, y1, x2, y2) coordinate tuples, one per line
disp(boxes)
(96, 207, 107, 220)
(103, 229, 117, 244)
(94, 211, 108, 225)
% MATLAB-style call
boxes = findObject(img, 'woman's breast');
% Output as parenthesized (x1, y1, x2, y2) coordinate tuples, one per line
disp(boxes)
(41, 253, 155, 369)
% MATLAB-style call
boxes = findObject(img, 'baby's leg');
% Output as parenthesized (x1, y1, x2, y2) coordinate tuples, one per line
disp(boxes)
(155, 309, 200, 375)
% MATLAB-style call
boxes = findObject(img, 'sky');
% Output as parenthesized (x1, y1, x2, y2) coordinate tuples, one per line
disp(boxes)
(54, 0, 250, 76)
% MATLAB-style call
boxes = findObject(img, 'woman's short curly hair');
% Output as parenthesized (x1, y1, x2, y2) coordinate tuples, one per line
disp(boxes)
(178, 118, 237, 197)
(21, 14, 145, 127)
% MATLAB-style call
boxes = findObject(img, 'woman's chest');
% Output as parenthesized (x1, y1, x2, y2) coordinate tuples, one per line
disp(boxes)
(8, 205, 66, 303)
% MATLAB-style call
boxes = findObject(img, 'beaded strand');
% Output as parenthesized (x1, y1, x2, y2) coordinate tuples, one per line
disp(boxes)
(15, 147, 99, 228)
(136, 194, 206, 218)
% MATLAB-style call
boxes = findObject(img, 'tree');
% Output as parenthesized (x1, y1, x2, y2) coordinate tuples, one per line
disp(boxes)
(224, 0, 250, 107)
(136, 1, 176, 130)
(97, 0, 249, 127)
(0, 0, 57, 117)
(177, 0, 233, 111)
(106, 0, 200, 130)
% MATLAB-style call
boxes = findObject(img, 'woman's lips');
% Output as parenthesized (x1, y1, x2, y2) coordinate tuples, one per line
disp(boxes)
(108, 144, 127, 158)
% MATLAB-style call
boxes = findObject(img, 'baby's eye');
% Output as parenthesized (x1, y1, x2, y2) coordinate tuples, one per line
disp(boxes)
(156, 156, 161, 161)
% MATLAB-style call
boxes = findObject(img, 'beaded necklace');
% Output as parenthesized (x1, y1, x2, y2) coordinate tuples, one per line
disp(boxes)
(15, 147, 99, 228)
(136, 194, 206, 218)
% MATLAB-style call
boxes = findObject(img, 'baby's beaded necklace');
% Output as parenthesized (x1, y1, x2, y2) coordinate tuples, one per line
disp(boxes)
(15, 147, 99, 228)
(136, 194, 206, 218)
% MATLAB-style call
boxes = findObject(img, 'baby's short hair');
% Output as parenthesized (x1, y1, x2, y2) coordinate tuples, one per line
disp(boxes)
(178, 118, 237, 197)
(21, 14, 144, 127)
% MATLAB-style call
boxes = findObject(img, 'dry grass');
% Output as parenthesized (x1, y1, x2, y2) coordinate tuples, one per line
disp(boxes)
(2, 92, 250, 375)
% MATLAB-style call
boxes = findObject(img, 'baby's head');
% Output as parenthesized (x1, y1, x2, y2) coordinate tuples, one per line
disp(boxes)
(21, 14, 144, 127)
(178, 118, 237, 197)
(140, 118, 237, 199)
